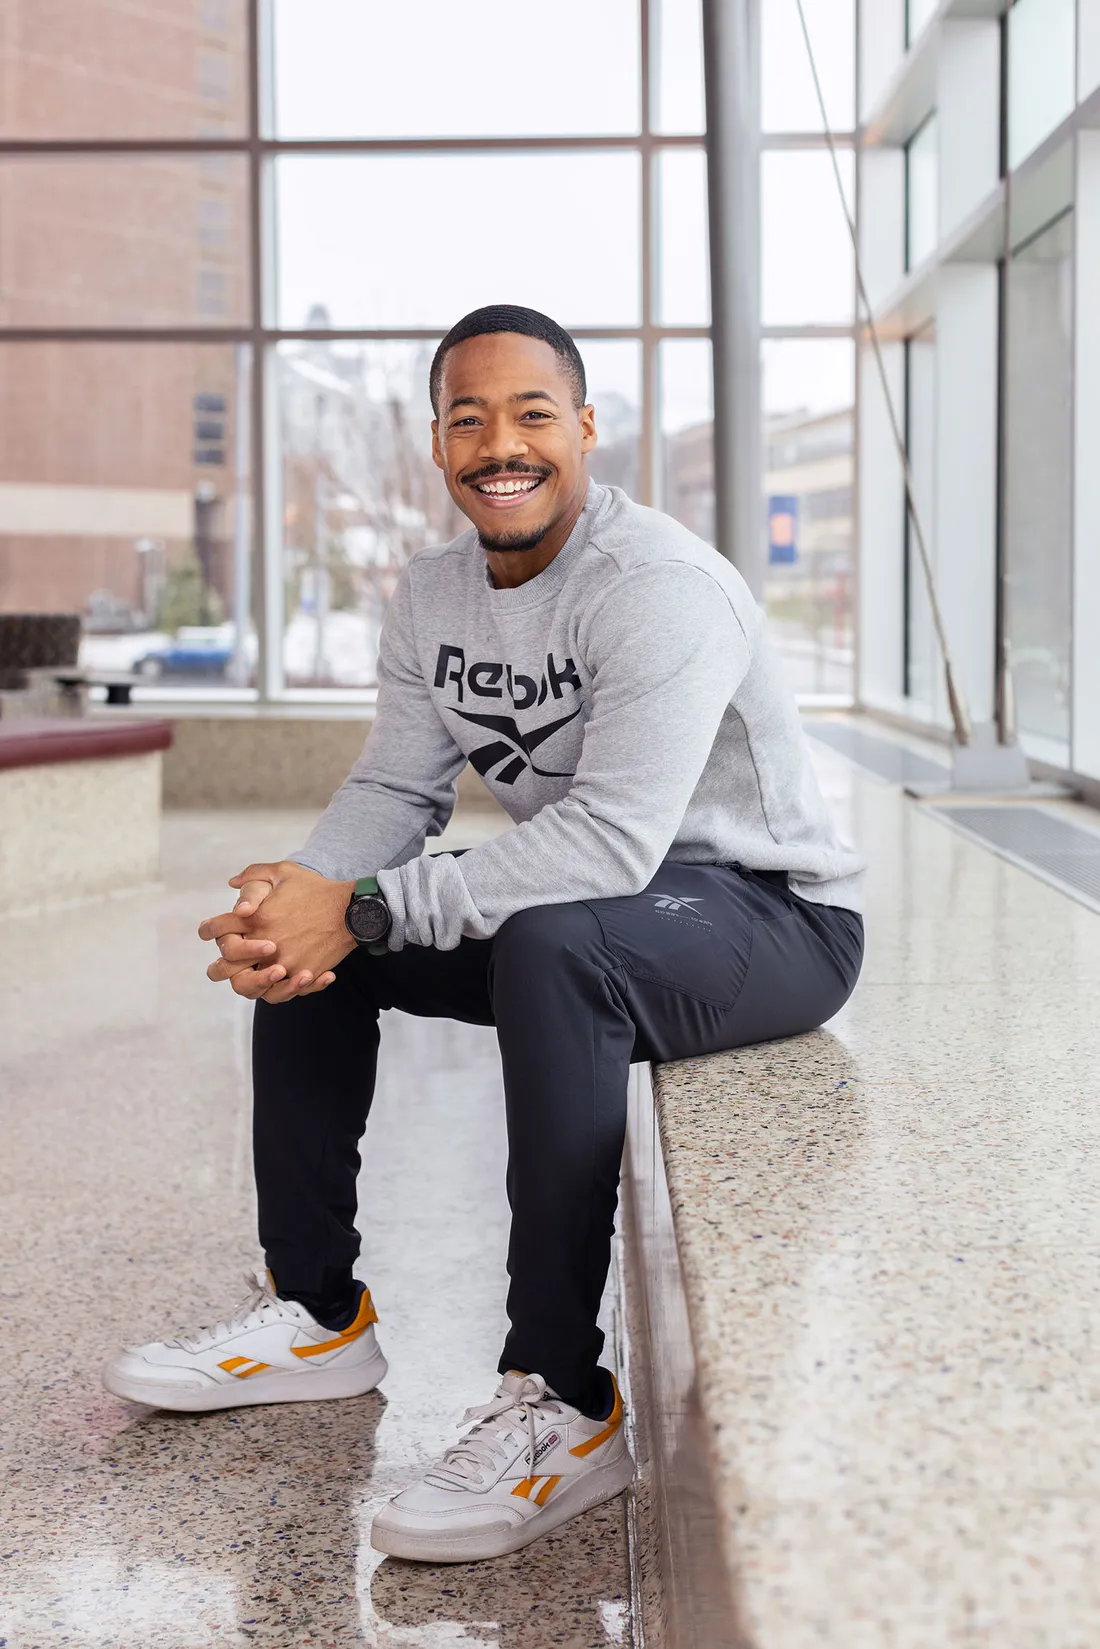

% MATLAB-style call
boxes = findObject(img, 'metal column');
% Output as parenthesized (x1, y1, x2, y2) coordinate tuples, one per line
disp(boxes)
(702, 0, 763, 592)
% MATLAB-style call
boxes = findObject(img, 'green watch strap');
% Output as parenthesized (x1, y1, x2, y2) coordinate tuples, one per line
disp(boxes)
(351, 874, 388, 954)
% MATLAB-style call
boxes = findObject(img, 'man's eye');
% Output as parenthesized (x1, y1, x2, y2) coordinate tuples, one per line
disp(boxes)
(521, 411, 551, 421)
(451, 417, 480, 428)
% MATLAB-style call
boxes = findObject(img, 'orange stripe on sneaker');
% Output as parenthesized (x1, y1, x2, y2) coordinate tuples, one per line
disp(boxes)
(534, 1475, 561, 1506)
(292, 1288, 378, 1359)
(511, 1476, 540, 1499)
(236, 1360, 270, 1377)
(570, 1376, 624, 1457)
(219, 1356, 251, 1373)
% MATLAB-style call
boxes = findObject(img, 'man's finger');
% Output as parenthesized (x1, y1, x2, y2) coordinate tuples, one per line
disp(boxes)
(259, 970, 316, 1005)
(217, 934, 277, 962)
(228, 863, 281, 890)
(199, 910, 261, 943)
(232, 878, 275, 915)
(207, 955, 275, 983)
(295, 972, 337, 997)
(229, 963, 288, 999)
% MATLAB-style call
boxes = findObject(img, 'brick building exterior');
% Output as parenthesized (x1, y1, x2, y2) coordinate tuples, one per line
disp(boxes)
(0, 0, 248, 620)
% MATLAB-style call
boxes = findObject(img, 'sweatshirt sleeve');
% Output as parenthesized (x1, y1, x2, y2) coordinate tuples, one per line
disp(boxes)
(290, 565, 467, 879)
(377, 561, 752, 949)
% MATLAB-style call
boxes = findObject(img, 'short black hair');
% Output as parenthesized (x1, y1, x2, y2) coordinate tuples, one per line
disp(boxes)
(429, 304, 587, 417)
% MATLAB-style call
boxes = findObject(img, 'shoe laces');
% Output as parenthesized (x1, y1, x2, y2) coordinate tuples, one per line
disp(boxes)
(427, 1374, 564, 1489)
(171, 1271, 292, 1353)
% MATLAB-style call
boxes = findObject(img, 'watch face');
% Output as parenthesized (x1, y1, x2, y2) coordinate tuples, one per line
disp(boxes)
(346, 894, 391, 945)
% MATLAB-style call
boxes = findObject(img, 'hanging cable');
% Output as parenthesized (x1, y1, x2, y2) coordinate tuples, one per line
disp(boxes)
(791, 0, 973, 744)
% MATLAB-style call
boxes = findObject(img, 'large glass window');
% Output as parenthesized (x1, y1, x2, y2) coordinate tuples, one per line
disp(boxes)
(275, 153, 643, 332)
(654, 0, 705, 134)
(1008, 0, 1076, 170)
(660, 340, 714, 545)
(762, 150, 855, 326)
(763, 339, 855, 698)
(762, 0, 855, 134)
(0, 341, 253, 688)
(2, 1, 858, 706)
(906, 115, 939, 270)
(1004, 211, 1074, 762)
(272, 0, 641, 139)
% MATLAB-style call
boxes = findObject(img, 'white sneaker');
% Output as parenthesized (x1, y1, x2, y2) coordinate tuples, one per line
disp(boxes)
(371, 1370, 635, 1563)
(102, 1271, 387, 1412)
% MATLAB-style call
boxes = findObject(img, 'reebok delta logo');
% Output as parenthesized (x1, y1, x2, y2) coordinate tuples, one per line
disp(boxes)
(646, 892, 712, 927)
(433, 644, 584, 786)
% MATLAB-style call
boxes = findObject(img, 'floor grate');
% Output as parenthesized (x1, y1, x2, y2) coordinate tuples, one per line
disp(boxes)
(805, 720, 949, 786)
(932, 805, 1100, 913)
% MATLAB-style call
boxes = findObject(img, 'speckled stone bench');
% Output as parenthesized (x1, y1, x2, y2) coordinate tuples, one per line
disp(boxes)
(622, 1036, 855, 1649)
(0, 716, 173, 914)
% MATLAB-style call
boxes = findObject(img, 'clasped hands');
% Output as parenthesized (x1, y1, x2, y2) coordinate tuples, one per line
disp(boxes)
(198, 861, 358, 1003)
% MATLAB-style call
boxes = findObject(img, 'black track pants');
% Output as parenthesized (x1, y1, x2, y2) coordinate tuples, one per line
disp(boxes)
(252, 861, 863, 1413)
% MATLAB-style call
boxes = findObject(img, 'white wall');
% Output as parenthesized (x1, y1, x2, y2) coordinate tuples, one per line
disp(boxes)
(938, 21, 1002, 240)
(1072, 132, 1100, 779)
(1081, 0, 1100, 99)
(858, 339, 907, 712)
(934, 265, 1000, 728)
(860, 0, 906, 119)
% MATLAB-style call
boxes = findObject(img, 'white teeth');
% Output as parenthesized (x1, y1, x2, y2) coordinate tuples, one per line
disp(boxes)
(477, 477, 539, 495)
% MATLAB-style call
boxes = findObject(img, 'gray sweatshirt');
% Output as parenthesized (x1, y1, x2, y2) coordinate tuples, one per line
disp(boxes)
(292, 482, 864, 949)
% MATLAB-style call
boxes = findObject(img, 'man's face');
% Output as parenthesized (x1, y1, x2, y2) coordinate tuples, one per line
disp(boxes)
(432, 332, 597, 552)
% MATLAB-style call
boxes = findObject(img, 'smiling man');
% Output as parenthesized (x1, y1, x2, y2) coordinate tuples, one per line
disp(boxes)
(103, 305, 864, 1563)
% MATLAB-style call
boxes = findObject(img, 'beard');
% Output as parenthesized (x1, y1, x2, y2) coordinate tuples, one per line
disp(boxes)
(477, 520, 552, 554)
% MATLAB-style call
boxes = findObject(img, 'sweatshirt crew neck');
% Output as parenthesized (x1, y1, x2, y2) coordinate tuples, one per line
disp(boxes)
(482, 482, 601, 613)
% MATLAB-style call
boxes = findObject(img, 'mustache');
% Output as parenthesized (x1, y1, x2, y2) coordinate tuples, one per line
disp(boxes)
(460, 461, 553, 487)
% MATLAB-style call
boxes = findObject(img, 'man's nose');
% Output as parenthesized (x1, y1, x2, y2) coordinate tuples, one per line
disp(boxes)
(478, 413, 529, 462)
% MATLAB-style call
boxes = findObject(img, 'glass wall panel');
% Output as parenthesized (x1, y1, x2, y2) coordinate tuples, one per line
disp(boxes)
(0, 156, 249, 328)
(763, 0, 855, 134)
(277, 338, 642, 688)
(0, 0, 247, 138)
(272, 0, 640, 139)
(660, 339, 714, 542)
(275, 153, 642, 331)
(762, 338, 854, 697)
(658, 149, 710, 325)
(761, 150, 855, 325)
(1004, 211, 1074, 759)
(580, 341, 643, 499)
(904, 326, 936, 707)
(906, 115, 939, 269)
(0, 342, 253, 688)
(1008, 0, 1076, 169)
(654, 0, 706, 134)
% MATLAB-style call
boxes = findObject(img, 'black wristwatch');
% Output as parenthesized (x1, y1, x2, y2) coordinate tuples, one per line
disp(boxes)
(344, 875, 391, 955)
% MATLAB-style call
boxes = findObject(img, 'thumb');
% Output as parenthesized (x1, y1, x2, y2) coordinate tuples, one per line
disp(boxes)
(229, 862, 281, 889)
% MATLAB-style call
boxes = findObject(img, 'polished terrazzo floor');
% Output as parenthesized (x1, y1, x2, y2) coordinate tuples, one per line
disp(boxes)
(0, 809, 630, 1648)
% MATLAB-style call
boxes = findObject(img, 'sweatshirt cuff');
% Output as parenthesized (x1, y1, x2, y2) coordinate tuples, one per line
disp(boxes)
(375, 866, 408, 951)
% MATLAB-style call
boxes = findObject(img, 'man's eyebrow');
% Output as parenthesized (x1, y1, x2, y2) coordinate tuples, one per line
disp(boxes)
(445, 389, 560, 415)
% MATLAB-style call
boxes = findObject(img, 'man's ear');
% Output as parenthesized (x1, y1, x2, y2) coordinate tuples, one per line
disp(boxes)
(579, 403, 598, 454)
(431, 420, 443, 470)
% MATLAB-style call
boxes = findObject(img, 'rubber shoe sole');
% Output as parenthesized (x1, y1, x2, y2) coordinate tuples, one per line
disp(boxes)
(370, 1449, 636, 1563)
(102, 1343, 388, 1412)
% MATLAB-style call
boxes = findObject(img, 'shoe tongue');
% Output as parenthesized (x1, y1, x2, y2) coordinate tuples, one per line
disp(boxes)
(500, 1370, 546, 1404)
